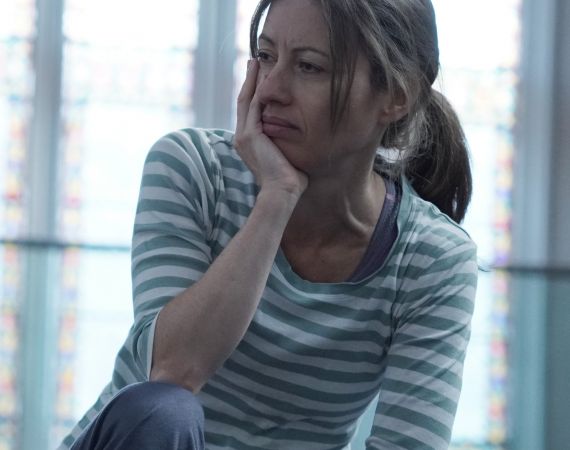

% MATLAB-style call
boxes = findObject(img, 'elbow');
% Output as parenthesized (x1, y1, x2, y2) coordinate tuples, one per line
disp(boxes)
(149, 362, 208, 394)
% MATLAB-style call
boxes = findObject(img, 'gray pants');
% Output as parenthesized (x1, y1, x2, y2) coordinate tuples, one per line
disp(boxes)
(71, 382, 205, 450)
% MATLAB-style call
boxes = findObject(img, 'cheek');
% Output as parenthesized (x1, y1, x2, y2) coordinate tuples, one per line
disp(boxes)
(301, 113, 331, 144)
(258, 69, 268, 81)
(301, 88, 332, 122)
(255, 76, 264, 92)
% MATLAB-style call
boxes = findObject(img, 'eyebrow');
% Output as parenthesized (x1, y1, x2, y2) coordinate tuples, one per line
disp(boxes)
(258, 33, 330, 59)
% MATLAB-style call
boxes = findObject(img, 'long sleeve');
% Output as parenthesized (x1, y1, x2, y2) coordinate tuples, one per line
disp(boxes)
(128, 129, 222, 379)
(59, 129, 230, 449)
(366, 240, 478, 450)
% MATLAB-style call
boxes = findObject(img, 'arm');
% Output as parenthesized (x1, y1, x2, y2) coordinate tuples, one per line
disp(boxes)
(366, 242, 478, 450)
(149, 187, 298, 392)
(149, 60, 308, 393)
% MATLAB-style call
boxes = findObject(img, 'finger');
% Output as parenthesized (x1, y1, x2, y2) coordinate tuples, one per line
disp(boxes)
(236, 59, 259, 134)
(245, 86, 263, 132)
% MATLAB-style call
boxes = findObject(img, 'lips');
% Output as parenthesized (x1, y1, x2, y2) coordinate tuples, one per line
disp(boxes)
(261, 115, 299, 138)
(261, 115, 297, 129)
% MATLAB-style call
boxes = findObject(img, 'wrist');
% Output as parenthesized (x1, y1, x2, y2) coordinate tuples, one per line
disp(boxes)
(261, 176, 307, 199)
(255, 186, 301, 216)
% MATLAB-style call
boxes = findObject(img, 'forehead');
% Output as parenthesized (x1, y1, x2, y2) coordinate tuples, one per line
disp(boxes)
(261, 0, 329, 48)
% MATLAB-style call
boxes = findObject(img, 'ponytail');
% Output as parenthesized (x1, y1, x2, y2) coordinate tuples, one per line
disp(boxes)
(402, 89, 472, 223)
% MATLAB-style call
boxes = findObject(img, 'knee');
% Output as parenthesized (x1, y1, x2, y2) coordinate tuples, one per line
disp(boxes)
(72, 382, 205, 450)
(109, 381, 204, 429)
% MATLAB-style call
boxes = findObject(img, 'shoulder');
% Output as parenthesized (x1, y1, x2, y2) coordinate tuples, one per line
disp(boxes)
(388, 180, 478, 319)
(395, 179, 478, 278)
(141, 127, 257, 199)
(138, 128, 256, 240)
(145, 128, 235, 178)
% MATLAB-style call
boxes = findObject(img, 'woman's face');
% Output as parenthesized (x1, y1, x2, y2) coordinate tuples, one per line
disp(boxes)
(256, 0, 391, 176)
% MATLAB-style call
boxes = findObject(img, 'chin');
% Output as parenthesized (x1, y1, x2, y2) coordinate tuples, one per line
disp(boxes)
(267, 136, 322, 174)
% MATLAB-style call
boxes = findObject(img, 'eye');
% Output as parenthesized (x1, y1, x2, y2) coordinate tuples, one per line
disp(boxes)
(256, 50, 274, 64)
(298, 61, 323, 74)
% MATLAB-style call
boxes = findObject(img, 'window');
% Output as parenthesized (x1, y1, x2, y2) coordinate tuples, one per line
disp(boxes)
(0, 1, 521, 448)
(435, 0, 521, 445)
(53, 0, 200, 445)
(0, 0, 36, 447)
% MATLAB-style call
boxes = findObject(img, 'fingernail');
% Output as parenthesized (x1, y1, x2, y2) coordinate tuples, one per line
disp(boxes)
(247, 59, 253, 71)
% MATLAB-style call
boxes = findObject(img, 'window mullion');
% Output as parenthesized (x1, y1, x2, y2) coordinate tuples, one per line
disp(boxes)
(194, 0, 237, 129)
(212, 0, 238, 130)
(20, 0, 64, 448)
(512, 0, 557, 266)
(509, 0, 559, 448)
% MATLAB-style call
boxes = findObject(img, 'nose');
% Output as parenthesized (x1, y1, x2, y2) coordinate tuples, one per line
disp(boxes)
(257, 64, 293, 106)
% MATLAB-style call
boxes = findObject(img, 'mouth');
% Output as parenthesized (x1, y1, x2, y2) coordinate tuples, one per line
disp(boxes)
(261, 115, 299, 138)
(261, 115, 296, 128)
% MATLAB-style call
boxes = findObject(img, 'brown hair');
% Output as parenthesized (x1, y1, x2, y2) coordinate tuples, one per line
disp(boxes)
(250, 0, 472, 223)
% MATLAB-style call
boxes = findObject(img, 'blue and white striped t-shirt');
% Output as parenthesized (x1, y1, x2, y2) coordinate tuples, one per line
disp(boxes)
(61, 127, 478, 450)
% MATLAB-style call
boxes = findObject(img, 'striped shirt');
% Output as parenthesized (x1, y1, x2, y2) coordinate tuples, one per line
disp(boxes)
(60, 128, 478, 450)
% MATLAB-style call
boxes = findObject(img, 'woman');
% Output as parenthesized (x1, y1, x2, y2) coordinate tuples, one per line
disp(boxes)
(61, 0, 477, 448)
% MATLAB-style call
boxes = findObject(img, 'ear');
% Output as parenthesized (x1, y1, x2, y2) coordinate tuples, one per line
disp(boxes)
(377, 91, 409, 126)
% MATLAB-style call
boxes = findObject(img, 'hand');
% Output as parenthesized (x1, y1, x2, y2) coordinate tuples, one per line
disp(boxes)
(234, 59, 308, 198)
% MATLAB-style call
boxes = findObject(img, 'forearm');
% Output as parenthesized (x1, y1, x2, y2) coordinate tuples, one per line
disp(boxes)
(150, 188, 299, 392)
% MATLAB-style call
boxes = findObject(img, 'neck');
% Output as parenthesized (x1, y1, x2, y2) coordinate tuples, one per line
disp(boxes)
(283, 162, 385, 248)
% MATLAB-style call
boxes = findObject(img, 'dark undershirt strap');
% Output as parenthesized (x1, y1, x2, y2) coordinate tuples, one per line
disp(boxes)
(348, 177, 401, 282)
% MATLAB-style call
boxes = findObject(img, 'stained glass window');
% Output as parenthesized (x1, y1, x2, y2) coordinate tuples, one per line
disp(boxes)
(51, 0, 200, 446)
(0, 0, 36, 448)
(51, 248, 134, 445)
(0, 244, 24, 450)
(0, 0, 34, 236)
(59, 0, 200, 245)
(434, 0, 520, 447)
